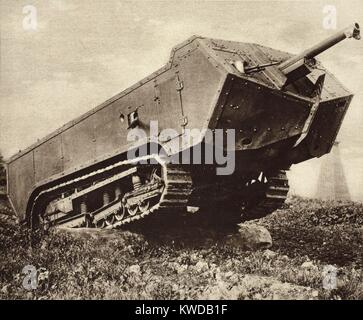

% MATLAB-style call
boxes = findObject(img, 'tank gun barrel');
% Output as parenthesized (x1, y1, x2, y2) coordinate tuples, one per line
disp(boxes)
(279, 23, 360, 72)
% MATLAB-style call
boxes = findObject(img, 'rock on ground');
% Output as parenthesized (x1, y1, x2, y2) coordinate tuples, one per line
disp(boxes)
(225, 223, 272, 250)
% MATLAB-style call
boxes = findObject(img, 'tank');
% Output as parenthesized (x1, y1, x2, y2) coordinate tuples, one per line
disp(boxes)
(4, 23, 360, 229)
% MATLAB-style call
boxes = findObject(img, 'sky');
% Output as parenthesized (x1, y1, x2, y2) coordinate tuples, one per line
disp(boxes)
(1, 0, 363, 200)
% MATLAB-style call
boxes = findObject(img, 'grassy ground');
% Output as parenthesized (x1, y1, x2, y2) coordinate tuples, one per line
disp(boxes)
(0, 196, 362, 300)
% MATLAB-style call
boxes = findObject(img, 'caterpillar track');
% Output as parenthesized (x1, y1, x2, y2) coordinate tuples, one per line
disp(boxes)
(30, 152, 288, 230)
(195, 170, 290, 226)
(106, 163, 193, 229)
(241, 170, 289, 220)
(31, 155, 192, 230)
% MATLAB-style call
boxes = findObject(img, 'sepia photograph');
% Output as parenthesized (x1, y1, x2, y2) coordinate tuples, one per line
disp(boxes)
(0, 0, 362, 308)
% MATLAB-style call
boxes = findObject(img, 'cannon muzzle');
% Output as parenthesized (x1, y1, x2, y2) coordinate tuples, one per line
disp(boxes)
(279, 23, 360, 73)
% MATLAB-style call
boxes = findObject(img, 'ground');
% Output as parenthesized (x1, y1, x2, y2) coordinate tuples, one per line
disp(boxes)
(0, 196, 362, 300)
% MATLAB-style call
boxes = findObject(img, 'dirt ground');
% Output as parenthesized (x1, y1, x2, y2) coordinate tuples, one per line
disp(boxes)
(0, 196, 362, 300)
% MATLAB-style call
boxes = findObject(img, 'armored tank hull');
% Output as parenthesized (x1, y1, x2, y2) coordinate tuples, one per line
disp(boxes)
(5, 24, 360, 229)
